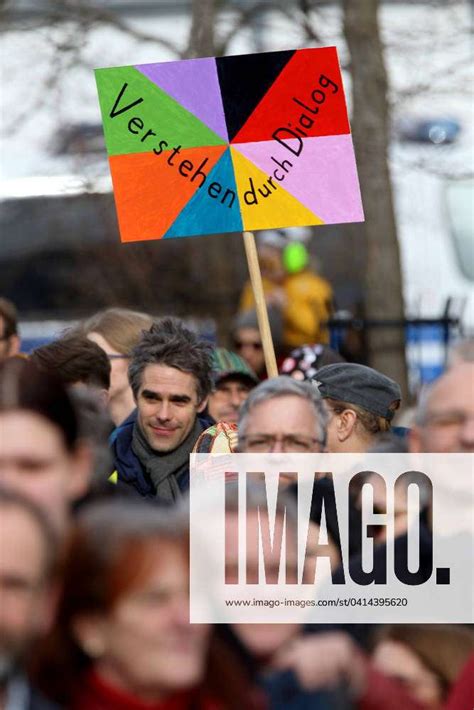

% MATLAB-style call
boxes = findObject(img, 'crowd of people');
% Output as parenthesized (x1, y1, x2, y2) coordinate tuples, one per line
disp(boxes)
(0, 293, 473, 710)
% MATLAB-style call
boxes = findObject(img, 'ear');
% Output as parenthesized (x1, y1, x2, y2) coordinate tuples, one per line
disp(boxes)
(336, 409, 358, 442)
(67, 441, 94, 502)
(72, 614, 108, 659)
(197, 396, 209, 414)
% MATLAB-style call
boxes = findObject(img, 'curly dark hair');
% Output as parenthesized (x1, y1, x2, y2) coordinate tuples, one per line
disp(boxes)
(128, 317, 213, 403)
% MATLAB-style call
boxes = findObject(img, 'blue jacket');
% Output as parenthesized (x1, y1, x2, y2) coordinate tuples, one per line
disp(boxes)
(110, 409, 213, 500)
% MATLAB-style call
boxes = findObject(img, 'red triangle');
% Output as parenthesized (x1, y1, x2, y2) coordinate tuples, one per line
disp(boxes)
(232, 47, 350, 145)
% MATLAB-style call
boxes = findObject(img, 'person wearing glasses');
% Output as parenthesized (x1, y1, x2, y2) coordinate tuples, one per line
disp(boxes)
(82, 308, 154, 426)
(237, 376, 327, 457)
(409, 361, 474, 454)
(231, 308, 283, 380)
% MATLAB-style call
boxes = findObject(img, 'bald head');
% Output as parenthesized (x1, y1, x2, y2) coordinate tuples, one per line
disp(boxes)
(410, 363, 474, 453)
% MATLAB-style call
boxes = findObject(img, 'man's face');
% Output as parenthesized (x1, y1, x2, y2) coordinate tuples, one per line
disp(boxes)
(207, 376, 253, 424)
(136, 364, 207, 453)
(0, 411, 90, 531)
(240, 395, 324, 456)
(410, 363, 474, 453)
(0, 316, 20, 362)
(0, 507, 52, 682)
(81, 542, 209, 698)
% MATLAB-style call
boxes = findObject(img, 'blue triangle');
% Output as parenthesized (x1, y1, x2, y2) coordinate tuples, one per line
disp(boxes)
(163, 148, 243, 238)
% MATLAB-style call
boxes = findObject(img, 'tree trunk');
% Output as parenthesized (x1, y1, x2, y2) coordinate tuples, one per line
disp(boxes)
(343, 0, 409, 400)
(185, 0, 218, 58)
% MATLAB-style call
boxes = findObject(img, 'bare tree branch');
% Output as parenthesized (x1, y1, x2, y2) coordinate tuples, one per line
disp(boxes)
(215, 1, 273, 56)
(285, 0, 324, 46)
(1, 0, 180, 55)
(391, 55, 472, 103)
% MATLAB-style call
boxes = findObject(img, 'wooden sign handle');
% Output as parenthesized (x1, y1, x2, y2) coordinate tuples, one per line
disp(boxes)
(242, 231, 279, 378)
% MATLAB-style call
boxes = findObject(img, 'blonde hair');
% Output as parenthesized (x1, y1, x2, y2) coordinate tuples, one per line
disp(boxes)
(82, 308, 153, 356)
(326, 398, 400, 434)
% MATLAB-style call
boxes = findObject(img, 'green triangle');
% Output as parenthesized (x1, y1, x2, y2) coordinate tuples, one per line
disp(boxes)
(95, 65, 227, 156)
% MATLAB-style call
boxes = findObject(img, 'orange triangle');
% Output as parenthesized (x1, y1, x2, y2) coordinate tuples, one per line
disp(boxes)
(109, 145, 227, 242)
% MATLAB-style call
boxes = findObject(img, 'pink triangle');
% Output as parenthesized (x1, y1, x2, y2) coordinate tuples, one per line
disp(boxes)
(233, 134, 364, 225)
(135, 58, 228, 142)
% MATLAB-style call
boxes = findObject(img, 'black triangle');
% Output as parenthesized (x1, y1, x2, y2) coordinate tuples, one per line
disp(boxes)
(216, 49, 296, 142)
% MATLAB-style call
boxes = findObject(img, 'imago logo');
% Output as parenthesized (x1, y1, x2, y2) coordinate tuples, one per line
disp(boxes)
(189, 453, 473, 624)
(223, 470, 448, 587)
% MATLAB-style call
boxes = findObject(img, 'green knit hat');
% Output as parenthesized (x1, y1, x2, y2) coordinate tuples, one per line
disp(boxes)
(211, 347, 259, 387)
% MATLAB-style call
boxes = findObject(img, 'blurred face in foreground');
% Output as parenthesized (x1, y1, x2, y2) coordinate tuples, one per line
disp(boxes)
(0, 410, 90, 531)
(410, 363, 474, 453)
(226, 510, 300, 660)
(75, 540, 209, 701)
(0, 506, 53, 683)
(372, 640, 443, 708)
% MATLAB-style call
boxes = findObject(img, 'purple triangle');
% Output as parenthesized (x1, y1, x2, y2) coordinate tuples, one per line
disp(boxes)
(135, 57, 228, 142)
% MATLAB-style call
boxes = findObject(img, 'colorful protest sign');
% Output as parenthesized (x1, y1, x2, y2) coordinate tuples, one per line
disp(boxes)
(95, 47, 364, 242)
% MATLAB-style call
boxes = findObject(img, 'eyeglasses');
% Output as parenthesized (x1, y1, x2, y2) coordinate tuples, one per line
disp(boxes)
(106, 354, 130, 360)
(425, 411, 474, 428)
(233, 340, 263, 351)
(240, 434, 323, 453)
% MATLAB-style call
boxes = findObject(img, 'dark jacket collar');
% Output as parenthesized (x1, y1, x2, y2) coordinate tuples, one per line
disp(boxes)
(111, 409, 213, 499)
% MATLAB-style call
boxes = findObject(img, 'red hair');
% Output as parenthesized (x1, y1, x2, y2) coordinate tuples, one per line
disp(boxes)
(32, 499, 263, 710)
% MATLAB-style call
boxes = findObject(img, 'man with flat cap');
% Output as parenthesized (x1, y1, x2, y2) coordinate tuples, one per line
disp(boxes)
(312, 363, 402, 453)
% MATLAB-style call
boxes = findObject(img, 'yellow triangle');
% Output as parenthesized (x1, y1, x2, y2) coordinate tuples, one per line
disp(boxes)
(230, 146, 324, 231)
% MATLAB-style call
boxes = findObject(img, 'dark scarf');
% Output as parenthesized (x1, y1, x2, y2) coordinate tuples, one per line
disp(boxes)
(132, 418, 203, 502)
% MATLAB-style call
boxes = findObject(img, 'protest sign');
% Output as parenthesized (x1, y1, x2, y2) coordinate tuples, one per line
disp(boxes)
(95, 46, 364, 243)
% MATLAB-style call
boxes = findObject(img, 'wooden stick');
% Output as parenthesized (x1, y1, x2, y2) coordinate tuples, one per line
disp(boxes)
(242, 231, 278, 378)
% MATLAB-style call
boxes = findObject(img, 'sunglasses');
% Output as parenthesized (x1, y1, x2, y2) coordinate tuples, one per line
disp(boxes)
(233, 340, 263, 351)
